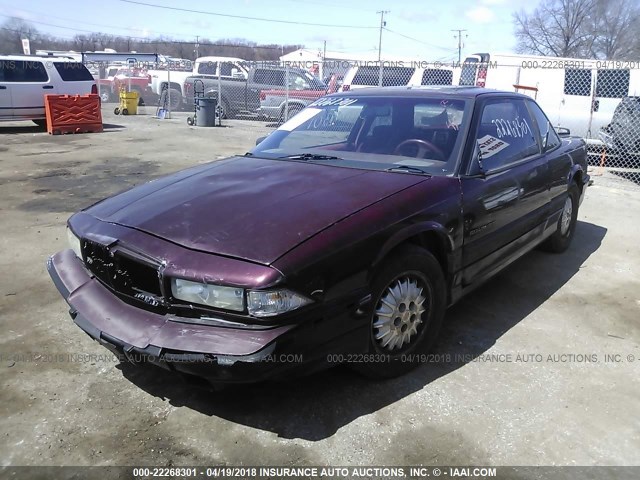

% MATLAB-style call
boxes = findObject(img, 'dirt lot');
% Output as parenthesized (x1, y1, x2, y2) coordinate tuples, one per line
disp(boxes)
(0, 108, 639, 475)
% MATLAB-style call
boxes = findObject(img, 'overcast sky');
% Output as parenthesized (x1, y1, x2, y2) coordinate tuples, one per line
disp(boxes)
(1, 0, 535, 60)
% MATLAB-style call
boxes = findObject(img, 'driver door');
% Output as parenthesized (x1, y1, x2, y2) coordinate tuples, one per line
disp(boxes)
(460, 97, 550, 287)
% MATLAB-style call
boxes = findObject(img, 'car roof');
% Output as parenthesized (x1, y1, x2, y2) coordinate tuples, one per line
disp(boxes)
(328, 86, 530, 99)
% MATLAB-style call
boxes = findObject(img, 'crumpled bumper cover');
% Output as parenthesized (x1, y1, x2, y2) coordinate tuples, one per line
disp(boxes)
(47, 249, 306, 382)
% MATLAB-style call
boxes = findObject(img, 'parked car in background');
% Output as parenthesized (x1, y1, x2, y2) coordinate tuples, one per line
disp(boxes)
(258, 73, 340, 121)
(339, 64, 455, 91)
(48, 87, 589, 385)
(0, 55, 97, 126)
(96, 66, 120, 102)
(184, 64, 326, 118)
(599, 96, 640, 159)
(148, 56, 248, 111)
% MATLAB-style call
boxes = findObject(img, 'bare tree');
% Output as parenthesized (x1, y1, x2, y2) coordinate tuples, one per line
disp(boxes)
(514, 0, 640, 59)
(0, 17, 41, 54)
(586, 0, 640, 59)
(514, 0, 595, 57)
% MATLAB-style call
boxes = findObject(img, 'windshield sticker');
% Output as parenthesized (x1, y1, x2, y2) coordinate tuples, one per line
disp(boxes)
(491, 116, 531, 139)
(478, 134, 510, 158)
(309, 97, 359, 107)
(278, 107, 323, 131)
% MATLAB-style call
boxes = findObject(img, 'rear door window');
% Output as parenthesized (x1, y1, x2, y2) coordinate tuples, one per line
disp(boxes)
(253, 69, 286, 86)
(1, 60, 49, 82)
(352, 66, 415, 87)
(54, 62, 93, 81)
(564, 69, 592, 96)
(421, 69, 453, 85)
(197, 61, 216, 75)
(595, 69, 629, 98)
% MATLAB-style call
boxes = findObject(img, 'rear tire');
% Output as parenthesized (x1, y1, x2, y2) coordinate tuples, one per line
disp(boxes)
(352, 245, 446, 379)
(540, 183, 579, 253)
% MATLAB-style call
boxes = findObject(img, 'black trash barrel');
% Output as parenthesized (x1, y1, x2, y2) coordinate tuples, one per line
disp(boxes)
(195, 97, 218, 127)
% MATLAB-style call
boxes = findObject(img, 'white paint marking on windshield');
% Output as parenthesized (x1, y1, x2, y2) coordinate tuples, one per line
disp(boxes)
(278, 108, 322, 131)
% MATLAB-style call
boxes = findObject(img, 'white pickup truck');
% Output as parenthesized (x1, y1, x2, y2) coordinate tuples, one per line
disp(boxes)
(147, 56, 248, 110)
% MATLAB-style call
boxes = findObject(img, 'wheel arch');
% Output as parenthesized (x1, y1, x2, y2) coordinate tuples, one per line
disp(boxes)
(371, 222, 454, 280)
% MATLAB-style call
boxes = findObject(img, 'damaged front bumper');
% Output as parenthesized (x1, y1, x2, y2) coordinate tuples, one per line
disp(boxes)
(47, 249, 341, 383)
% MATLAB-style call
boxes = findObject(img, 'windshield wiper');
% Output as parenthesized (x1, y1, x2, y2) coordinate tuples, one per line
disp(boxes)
(386, 165, 431, 175)
(279, 153, 342, 161)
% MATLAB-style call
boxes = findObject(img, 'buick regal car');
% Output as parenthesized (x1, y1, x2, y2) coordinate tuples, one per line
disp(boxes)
(48, 87, 589, 384)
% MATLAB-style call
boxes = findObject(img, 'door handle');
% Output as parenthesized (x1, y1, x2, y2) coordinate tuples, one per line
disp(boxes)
(43, 85, 54, 89)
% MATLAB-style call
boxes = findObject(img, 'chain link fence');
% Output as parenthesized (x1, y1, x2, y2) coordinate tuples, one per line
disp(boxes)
(84, 56, 640, 187)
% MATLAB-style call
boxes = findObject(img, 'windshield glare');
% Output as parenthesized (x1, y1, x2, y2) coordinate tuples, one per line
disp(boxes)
(251, 96, 469, 175)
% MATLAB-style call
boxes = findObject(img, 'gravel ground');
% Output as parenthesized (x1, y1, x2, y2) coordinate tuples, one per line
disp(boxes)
(0, 109, 638, 477)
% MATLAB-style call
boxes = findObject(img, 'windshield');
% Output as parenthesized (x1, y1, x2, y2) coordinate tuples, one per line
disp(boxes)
(251, 95, 470, 175)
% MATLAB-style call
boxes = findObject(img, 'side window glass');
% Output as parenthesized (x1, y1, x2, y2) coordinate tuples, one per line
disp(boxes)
(197, 61, 216, 75)
(3, 61, 48, 82)
(219, 62, 233, 77)
(476, 99, 539, 170)
(527, 100, 560, 151)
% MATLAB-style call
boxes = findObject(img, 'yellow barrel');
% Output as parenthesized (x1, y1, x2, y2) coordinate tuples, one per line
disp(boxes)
(119, 90, 139, 115)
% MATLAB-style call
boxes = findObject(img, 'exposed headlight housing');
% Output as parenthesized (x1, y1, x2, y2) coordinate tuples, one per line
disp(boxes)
(171, 278, 244, 312)
(67, 227, 82, 259)
(247, 289, 313, 317)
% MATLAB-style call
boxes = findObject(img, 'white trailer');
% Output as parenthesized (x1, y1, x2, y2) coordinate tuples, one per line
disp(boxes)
(458, 52, 640, 145)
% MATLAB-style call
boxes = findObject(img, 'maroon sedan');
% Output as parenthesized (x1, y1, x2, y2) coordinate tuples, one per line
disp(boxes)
(48, 87, 589, 384)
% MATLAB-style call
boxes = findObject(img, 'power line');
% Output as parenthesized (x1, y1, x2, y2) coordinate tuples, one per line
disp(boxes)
(0, 4, 193, 39)
(383, 27, 453, 52)
(0, 16, 295, 50)
(118, 0, 377, 29)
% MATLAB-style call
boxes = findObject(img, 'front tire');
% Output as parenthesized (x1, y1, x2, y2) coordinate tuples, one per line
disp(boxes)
(353, 246, 446, 379)
(160, 88, 182, 111)
(541, 183, 579, 253)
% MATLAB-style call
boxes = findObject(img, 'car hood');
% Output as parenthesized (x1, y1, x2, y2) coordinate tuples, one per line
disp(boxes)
(86, 156, 426, 265)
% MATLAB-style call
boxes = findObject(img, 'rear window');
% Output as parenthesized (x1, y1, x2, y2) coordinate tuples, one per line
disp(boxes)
(459, 58, 479, 86)
(0, 60, 48, 82)
(564, 69, 592, 96)
(421, 69, 453, 85)
(54, 62, 94, 81)
(595, 69, 629, 98)
(352, 66, 415, 87)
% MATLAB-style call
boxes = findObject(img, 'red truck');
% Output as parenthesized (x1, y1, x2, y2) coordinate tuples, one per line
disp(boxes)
(257, 74, 340, 121)
(98, 68, 153, 104)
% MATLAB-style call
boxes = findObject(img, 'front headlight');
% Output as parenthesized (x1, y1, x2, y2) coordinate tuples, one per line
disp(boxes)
(247, 289, 313, 317)
(171, 278, 244, 312)
(67, 227, 82, 259)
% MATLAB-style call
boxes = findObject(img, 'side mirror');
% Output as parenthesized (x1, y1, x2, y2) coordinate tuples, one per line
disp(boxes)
(557, 127, 571, 137)
(255, 135, 268, 145)
(467, 143, 486, 178)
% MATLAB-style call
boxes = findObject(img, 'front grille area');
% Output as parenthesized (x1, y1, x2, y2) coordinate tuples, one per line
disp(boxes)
(83, 240, 163, 299)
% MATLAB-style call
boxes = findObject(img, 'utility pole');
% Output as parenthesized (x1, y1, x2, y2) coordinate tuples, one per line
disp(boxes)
(451, 29, 467, 63)
(377, 10, 389, 87)
(194, 36, 199, 59)
(377, 10, 390, 63)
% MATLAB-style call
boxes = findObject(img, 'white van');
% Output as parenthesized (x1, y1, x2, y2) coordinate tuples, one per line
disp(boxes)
(458, 52, 640, 143)
(340, 63, 455, 91)
(0, 55, 97, 126)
